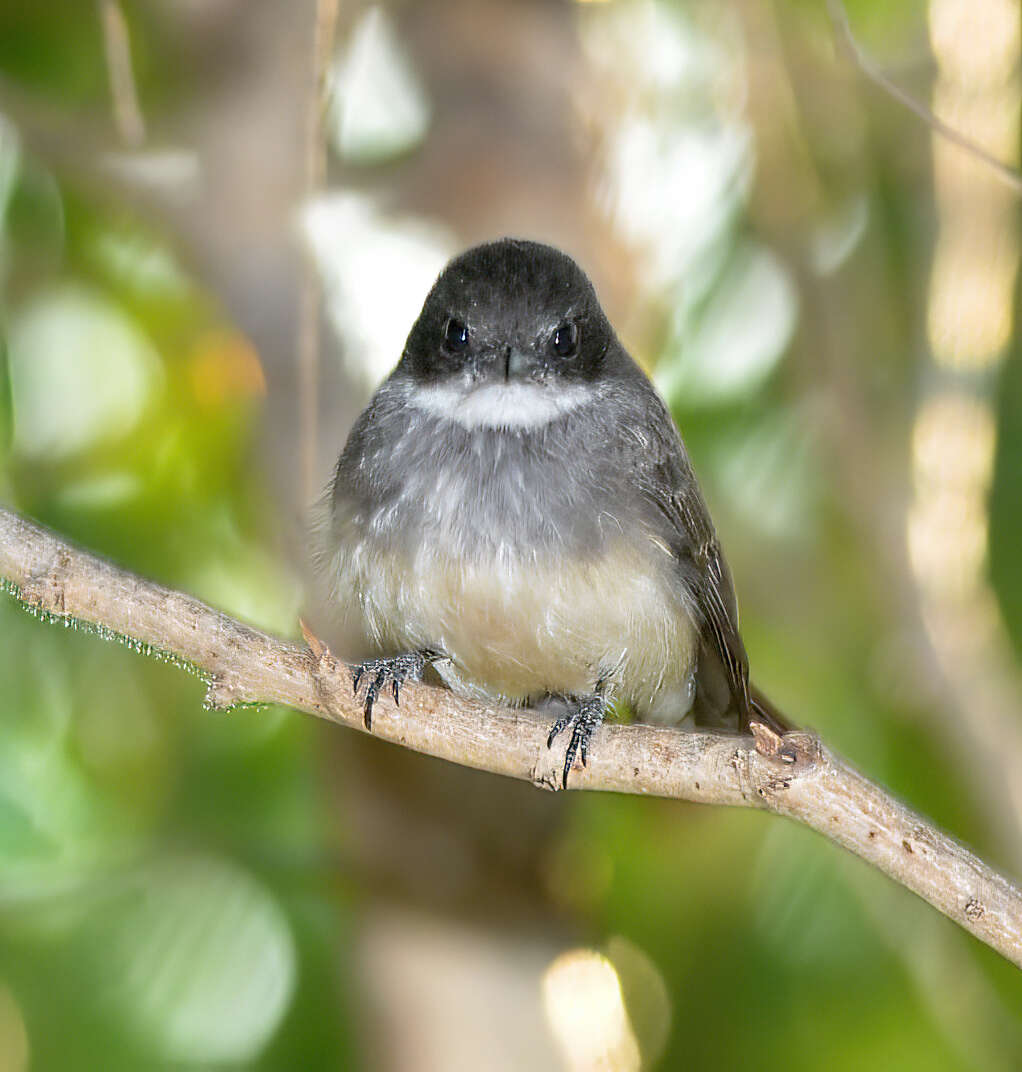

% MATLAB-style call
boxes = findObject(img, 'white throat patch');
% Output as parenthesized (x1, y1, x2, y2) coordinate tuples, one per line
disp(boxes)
(408, 380, 590, 430)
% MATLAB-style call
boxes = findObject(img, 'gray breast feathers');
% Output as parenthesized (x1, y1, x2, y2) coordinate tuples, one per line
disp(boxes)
(332, 376, 647, 562)
(327, 375, 703, 715)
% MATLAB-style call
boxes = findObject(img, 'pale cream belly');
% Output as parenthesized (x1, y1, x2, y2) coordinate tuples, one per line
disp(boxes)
(343, 538, 699, 718)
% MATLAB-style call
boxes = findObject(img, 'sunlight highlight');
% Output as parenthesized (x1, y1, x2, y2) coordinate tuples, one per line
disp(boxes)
(913, 0, 1022, 845)
(928, 0, 1020, 87)
(542, 950, 642, 1072)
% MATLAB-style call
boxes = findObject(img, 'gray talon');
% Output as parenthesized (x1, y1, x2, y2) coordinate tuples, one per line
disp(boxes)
(547, 692, 608, 789)
(350, 650, 436, 730)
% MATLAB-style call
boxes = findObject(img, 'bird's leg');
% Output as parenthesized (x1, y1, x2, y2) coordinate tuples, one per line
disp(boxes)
(546, 676, 612, 790)
(351, 648, 444, 730)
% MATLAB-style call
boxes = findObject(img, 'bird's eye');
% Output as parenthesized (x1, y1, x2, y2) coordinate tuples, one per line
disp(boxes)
(552, 322, 579, 357)
(444, 318, 470, 352)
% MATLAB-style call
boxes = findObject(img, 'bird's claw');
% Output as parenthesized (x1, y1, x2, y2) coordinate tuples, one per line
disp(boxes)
(350, 650, 435, 730)
(547, 692, 608, 789)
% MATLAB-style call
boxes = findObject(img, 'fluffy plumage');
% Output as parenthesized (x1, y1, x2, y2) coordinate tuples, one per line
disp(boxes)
(327, 238, 753, 735)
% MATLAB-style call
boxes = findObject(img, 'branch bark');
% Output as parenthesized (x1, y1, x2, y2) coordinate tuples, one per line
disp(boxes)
(1, 504, 1021, 968)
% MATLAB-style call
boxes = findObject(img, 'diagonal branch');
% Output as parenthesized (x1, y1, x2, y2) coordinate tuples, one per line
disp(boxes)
(827, 0, 1022, 197)
(98, 0, 146, 148)
(1, 504, 1020, 968)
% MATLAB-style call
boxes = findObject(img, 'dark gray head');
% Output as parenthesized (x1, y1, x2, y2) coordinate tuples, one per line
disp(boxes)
(332, 236, 677, 561)
(394, 240, 625, 430)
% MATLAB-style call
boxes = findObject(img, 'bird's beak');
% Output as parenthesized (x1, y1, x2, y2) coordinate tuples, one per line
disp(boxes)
(503, 346, 532, 382)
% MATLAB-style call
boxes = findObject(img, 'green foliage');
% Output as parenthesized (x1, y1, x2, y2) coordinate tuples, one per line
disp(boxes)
(1, 1, 1022, 1069)
(0, 110, 351, 1072)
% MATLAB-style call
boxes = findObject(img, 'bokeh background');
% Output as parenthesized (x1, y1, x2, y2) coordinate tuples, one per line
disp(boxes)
(1, 0, 1021, 1068)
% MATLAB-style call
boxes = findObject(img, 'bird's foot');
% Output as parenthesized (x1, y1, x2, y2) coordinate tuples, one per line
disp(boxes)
(351, 649, 442, 730)
(547, 691, 610, 790)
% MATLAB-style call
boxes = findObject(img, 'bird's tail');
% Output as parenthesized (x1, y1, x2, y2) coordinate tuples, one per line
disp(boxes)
(748, 684, 792, 736)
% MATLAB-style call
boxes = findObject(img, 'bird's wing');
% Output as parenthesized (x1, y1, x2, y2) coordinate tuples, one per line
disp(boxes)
(635, 396, 752, 723)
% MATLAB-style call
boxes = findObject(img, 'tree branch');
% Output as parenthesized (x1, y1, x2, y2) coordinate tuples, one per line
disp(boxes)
(827, 0, 1022, 197)
(297, 0, 340, 505)
(98, 0, 146, 149)
(1, 504, 1021, 967)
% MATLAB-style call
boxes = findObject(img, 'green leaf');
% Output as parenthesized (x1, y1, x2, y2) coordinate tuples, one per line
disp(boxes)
(73, 854, 296, 1063)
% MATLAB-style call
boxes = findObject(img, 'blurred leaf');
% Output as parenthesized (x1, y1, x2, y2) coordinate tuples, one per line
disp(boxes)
(303, 193, 454, 388)
(0, 336, 12, 470)
(605, 936, 671, 1069)
(0, 1, 106, 104)
(7, 284, 163, 461)
(86, 228, 191, 301)
(329, 6, 431, 165)
(706, 404, 819, 542)
(810, 193, 870, 276)
(3, 157, 64, 275)
(658, 241, 797, 407)
(71, 854, 296, 1064)
(0, 982, 29, 1072)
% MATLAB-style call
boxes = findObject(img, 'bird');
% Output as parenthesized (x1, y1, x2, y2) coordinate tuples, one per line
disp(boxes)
(325, 237, 786, 788)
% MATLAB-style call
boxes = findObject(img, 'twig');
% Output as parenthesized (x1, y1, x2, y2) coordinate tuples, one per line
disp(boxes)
(298, 0, 341, 506)
(1, 504, 1021, 968)
(98, 0, 146, 148)
(826, 0, 1022, 197)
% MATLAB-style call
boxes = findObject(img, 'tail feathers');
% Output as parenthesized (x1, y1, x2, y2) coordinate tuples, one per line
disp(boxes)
(748, 685, 792, 736)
